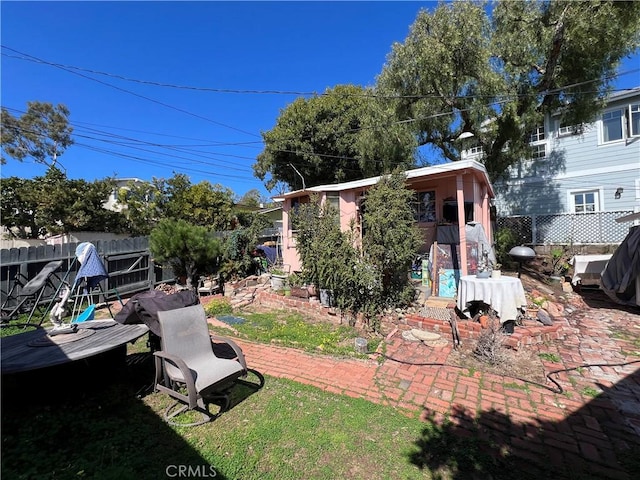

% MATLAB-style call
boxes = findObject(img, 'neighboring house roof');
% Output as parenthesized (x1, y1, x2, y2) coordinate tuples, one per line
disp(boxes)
(113, 177, 146, 187)
(258, 206, 283, 215)
(606, 87, 640, 103)
(273, 159, 494, 201)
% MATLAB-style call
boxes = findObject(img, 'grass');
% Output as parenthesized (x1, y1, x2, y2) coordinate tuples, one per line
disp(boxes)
(610, 327, 640, 357)
(503, 382, 530, 392)
(538, 352, 561, 363)
(209, 309, 381, 358)
(580, 386, 600, 398)
(1, 349, 510, 480)
(3, 301, 636, 479)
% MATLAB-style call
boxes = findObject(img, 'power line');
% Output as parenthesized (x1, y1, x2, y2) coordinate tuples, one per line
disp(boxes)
(1, 47, 259, 139)
(3, 45, 639, 101)
(3, 45, 638, 186)
(74, 143, 257, 182)
(4, 122, 257, 173)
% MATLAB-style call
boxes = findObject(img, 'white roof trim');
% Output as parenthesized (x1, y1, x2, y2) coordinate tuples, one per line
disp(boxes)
(273, 160, 494, 200)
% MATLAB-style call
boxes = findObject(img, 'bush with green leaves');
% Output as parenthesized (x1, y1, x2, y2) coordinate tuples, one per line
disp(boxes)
(362, 171, 422, 308)
(220, 214, 272, 281)
(493, 226, 518, 267)
(149, 218, 222, 289)
(204, 297, 233, 317)
(292, 172, 421, 331)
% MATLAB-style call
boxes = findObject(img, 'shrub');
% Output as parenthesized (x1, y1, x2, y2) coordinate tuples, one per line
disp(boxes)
(149, 218, 222, 288)
(204, 297, 233, 317)
(493, 227, 518, 267)
(291, 172, 421, 332)
(474, 315, 510, 366)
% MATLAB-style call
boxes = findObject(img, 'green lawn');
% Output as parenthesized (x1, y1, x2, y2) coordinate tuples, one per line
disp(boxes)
(1, 306, 536, 480)
(1, 342, 510, 480)
(208, 309, 382, 357)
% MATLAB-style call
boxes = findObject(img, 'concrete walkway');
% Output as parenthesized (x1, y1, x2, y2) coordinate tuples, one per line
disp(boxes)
(215, 290, 640, 479)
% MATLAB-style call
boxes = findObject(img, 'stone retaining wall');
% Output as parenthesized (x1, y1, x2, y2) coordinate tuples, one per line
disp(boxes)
(220, 277, 570, 349)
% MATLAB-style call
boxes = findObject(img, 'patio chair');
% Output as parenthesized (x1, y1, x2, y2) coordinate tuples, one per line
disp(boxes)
(197, 274, 222, 297)
(154, 304, 263, 426)
(1, 260, 64, 326)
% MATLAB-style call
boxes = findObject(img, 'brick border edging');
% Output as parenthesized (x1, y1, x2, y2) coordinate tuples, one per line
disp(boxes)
(400, 312, 570, 349)
(228, 288, 570, 350)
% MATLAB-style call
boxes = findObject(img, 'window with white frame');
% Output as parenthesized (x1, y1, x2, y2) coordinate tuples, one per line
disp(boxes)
(571, 190, 599, 213)
(557, 121, 583, 137)
(527, 125, 547, 160)
(630, 104, 640, 137)
(468, 145, 484, 156)
(602, 109, 624, 143)
(530, 143, 546, 159)
(529, 125, 545, 143)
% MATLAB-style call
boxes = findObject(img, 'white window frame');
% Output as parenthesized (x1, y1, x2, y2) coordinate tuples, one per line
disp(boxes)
(527, 124, 548, 160)
(467, 145, 484, 156)
(601, 108, 625, 144)
(530, 143, 546, 159)
(568, 188, 602, 214)
(557, 120, 583, 137)
(529, 125, 545, 143)
(629, 104, 640, 137)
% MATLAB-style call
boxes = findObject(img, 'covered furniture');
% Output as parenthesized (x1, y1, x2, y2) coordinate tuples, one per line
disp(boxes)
(570, 254, 612, 286)
(601, 226, 640, 306)
(456, 275, 527, 325)
(154, 305, 263, 426)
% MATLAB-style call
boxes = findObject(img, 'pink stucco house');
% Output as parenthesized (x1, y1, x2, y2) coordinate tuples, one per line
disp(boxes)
(273, 159, 495, 282)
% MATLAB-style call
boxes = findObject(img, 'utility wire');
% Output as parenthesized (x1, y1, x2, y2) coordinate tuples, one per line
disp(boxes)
(3, 48, 637, 186)
(1, 47, 259, 138)
(3, 45, 638, 99)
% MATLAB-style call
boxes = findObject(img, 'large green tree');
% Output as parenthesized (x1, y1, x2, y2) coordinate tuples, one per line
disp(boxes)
(116, 173, 237, 234)
(376, 0, 640, 180)
(160, 174, 236, 230)
(0, 177, 41, 238)
(254, 84, 417, 190)
(116, 179, 164, 236)
(1, 102, 74, 166)
(0, 167, 125, 238)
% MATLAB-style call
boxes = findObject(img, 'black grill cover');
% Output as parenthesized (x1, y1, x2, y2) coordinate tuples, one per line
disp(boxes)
(114, 290, 200, 336)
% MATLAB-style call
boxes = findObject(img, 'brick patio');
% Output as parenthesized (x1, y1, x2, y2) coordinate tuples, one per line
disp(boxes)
(208, 277, 640, 479)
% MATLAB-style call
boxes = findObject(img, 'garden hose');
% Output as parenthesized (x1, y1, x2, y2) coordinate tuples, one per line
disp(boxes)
(367, 342, 640, 395)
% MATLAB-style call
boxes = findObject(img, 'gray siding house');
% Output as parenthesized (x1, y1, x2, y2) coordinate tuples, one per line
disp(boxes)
(463, 88, 640, 244)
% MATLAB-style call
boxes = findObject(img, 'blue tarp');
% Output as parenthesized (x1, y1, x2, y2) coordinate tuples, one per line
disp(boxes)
(255, 245, 277, 266)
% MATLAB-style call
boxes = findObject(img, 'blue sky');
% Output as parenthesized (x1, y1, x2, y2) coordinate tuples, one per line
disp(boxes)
(2, 1, 639, 200)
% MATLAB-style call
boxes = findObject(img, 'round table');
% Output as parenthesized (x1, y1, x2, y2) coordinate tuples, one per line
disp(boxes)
(456, 275, 527, 324)
(1, 320, 149, 374)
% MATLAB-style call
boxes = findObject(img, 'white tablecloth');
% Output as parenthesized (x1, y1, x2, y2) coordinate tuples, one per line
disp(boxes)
(570, 254, 612, 285)
(456, 275, 527, 323)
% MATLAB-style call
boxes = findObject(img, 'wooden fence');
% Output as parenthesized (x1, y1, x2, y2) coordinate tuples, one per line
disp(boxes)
(0, 237, 175, 310)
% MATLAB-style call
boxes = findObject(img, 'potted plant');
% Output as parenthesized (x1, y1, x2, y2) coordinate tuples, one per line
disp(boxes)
(288, 272, 310, 299)
(549, 247, 570, 283)
(270, 266, 289, 291)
